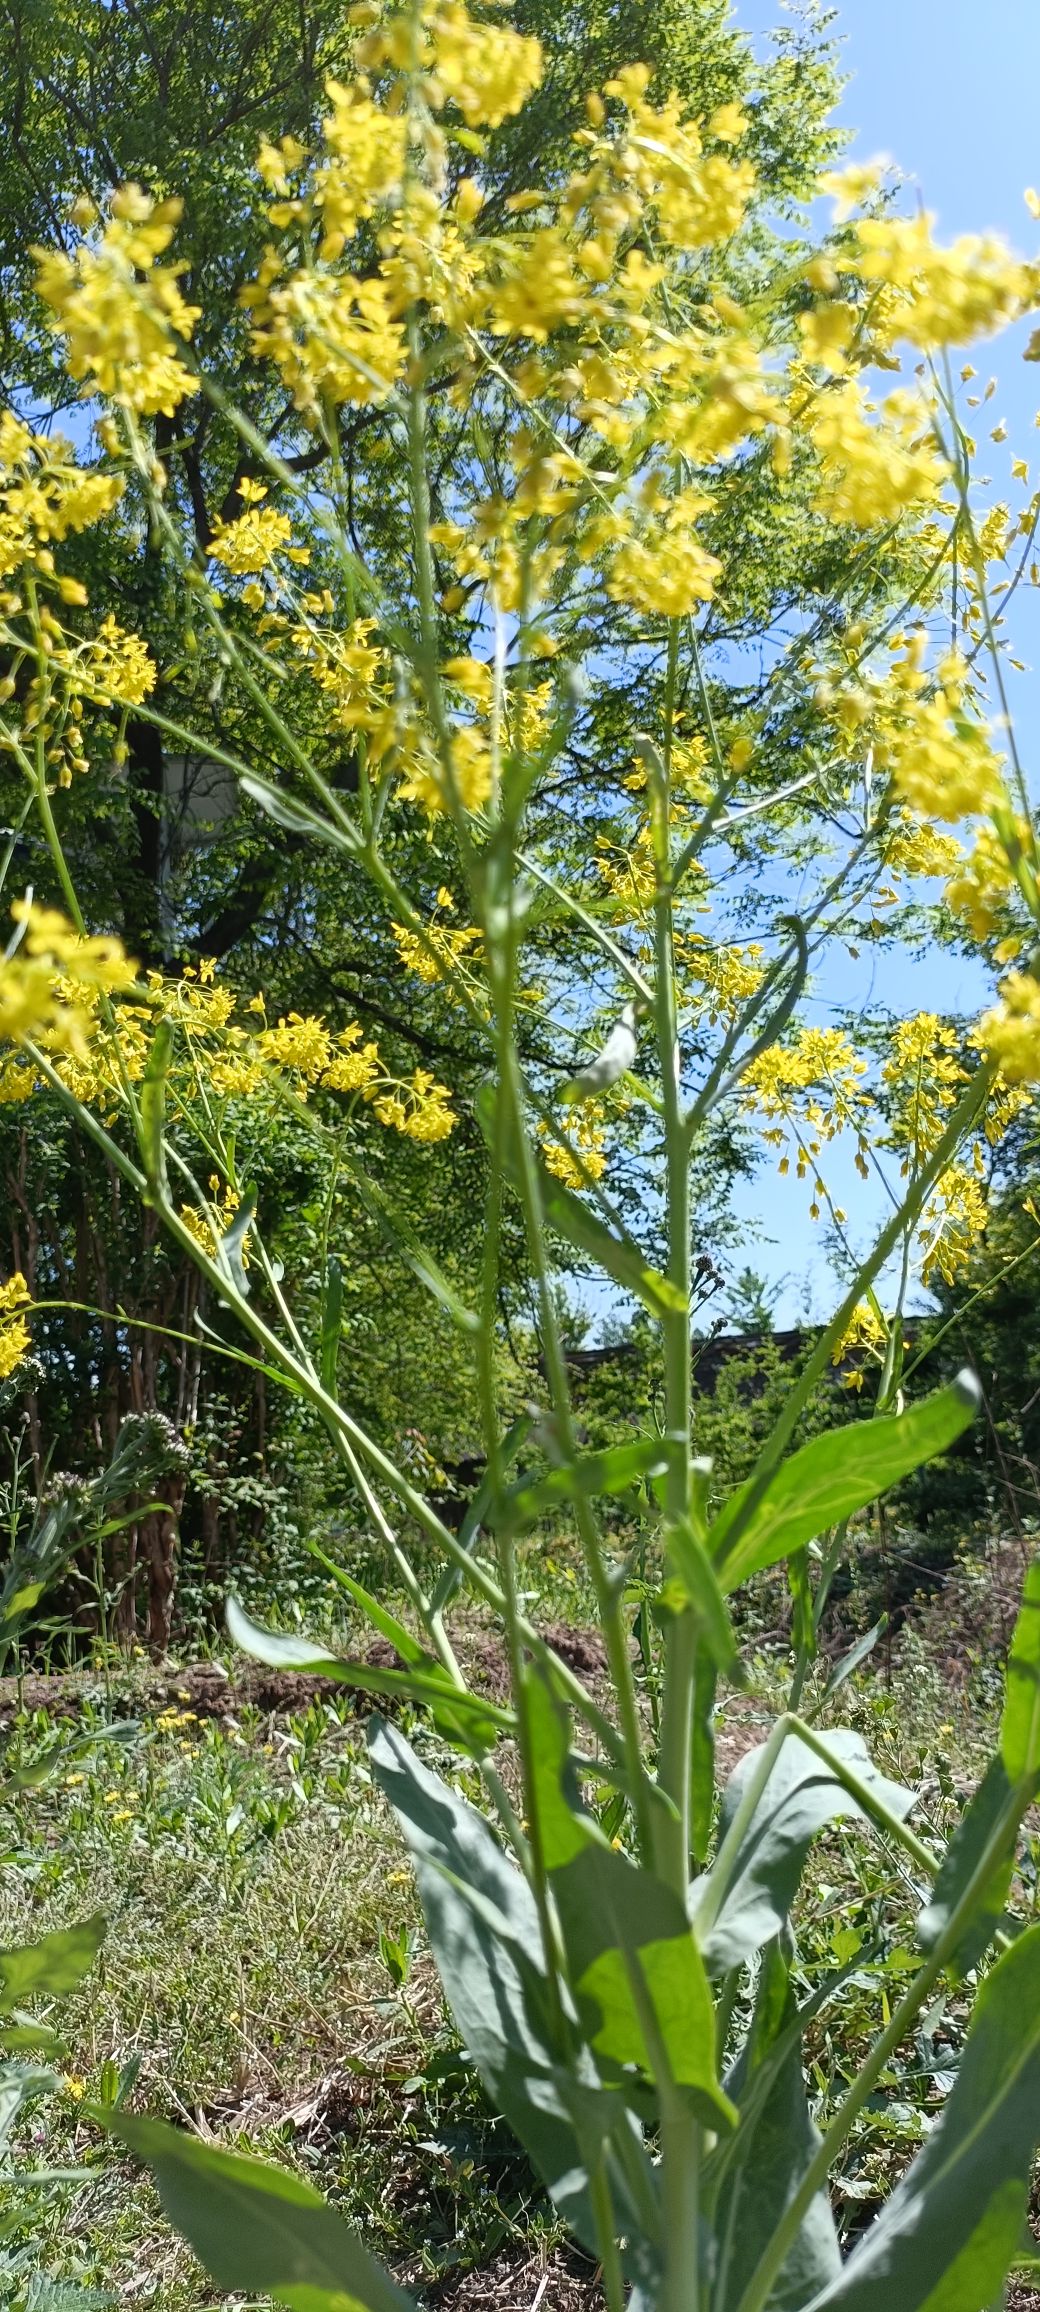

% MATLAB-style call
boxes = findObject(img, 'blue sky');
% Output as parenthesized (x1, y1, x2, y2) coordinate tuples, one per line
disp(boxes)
(720, 0, 1040, 1325)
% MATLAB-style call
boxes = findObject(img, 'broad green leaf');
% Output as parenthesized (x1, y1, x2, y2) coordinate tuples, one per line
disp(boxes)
(1000, 1551, 1040, 1783)
(692, 1730, 913, 1979)
(23, 2282, 113, 2311)
(0, 2019, 62, 2053)
(713, 1938, 841, 2312)
(525, 1678, 734, 2131)
(918, 1757, 1016, 1977)
(113, 2115, 412, 2311)
(226, 1597, 504, 1755)
(709, 1374, 980, 1590)
(368, 1716, 660, 2285)
(0, 2059, 58, 2149)
(1, 1581, 44, 1619)
(552, 1840, 737, 2129)
(489, 1438, 668, 1531)
(0, 1915, 105, 2010)
(474, 1082, 686, 1320)
(805, 1920, 1040, 2312)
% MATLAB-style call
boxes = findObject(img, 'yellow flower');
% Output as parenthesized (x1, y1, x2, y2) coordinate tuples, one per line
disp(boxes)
(607, 488, 721, 619)
(245, 266, 406, 416)
(83, 613, 156, 706)
(0, 1273, 30, 1381)
(849, 212, 1029, 351)
(392, 919, 482, 985)
(809, 381, 947, 527)
(538, 1106, 608, 1186)
(978, 971, 1040, 1082)
(34, 186, 200, 415)
(259, 1012, 334, 1081)
(322, 1025, 382, 1094)
(422, 2, 543, 128)
(210, 501, 293, 575)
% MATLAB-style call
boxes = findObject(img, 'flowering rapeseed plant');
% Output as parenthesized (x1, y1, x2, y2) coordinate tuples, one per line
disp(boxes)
(5, 5, 1040, 2306)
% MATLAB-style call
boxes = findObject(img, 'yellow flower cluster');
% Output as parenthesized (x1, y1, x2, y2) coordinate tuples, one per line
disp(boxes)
(210, 481, 298, 575)
(808, 381, 948, 528)
(392, 914, 482, 986)
(34, 186, 200, 415)
(607, 486, 722, 619)
(593, 67, 755, 253)
(815, 633, 1006, 827)
(0, 902, 136, 1056)
(0, 1273, 31, 1382)
(0, 908, 458, 1152)
(879, 1013, 993, 1287)
(979, 972, 1040, 1084)
(678, 935, 764, 1026)
(741, 1027, 871, 1213)
(848, 211, 1032, 352)
(0, 416, 122, 581)
(252, 1010, 457, 1141)
(180, 1177, 248, 1263)
(832, 1298, 887, 1392)
(539, 1105, 608, 1186)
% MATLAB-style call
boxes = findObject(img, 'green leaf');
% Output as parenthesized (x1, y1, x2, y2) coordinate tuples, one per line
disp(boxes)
(806, 1920, 1040, 2312)
(368, 1715, 660, 2286)
(692, 1730, 913, 1978)
(225, 1597, 504, 1755)
(552, 1840, 737, 2128)
(1000, 1550, 1040, 1783)
(240, 771, 361, 853)
(712, 1938, 841, 2312)
(139, 1019, 174, 1199)
(709, 1374, 980, 1590)
(306, 1558, 426, 1669)
(428, 1414, 533, 1617)
(664, 1514, 739, 1677)
(489, 1438, 668, 1532)
(821, 1617, 888, 1704)
(690, 1642, 718, 1867)
(341, 1158, 478, 1335)
(216, 1184, 256, 1300)
(1, 1581, 44, 1620)
(0, 1914, 105, 2010)
(918, 1757, 1016, 1977)
(474, 1082, 686, 1320)
(525, 1678, 735, 2131)
(113, 2115, 413, 2311)
(319, 1257, 344, 1393)
(0, 2018, 62, 2053)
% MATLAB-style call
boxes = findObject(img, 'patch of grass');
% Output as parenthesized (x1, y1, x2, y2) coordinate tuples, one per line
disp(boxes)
(0, 1602, 1032, 2306)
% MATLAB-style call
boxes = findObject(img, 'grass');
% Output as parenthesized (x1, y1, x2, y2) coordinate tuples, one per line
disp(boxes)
(0, 1578, 1033, 2309)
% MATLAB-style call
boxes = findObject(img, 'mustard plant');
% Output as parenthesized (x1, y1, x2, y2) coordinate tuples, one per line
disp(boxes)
(3, 5, 1040, 2305)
